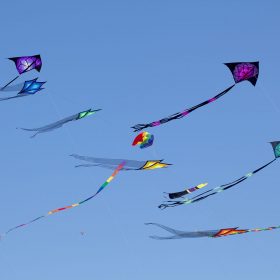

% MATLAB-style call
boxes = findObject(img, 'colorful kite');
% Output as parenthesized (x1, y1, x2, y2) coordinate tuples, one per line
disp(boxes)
(0, 78, 45, 101)
(19, 109, 101, 138)
(132, 62, 259, 132)
(1, 55, 42, 90)
(2, 162, 124, 237)
(145, 223, 280, 239)
(71, 154, 171, 170)
(159, 141, 279, 209)
(132, 131, 154, 149)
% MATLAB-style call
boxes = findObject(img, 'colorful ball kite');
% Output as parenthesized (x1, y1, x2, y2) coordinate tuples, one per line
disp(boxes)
(132, 131, 154, 149)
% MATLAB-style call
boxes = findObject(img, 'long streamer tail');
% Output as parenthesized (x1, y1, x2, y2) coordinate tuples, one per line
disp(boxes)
(2, 162, 124, 236)
(158, 158, 276, 209)
(131, 84, 235, 132)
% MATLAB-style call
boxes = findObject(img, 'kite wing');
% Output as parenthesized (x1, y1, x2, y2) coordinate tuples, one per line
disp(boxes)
(71, 154, 171, 170)
(19, 109, 101, 138)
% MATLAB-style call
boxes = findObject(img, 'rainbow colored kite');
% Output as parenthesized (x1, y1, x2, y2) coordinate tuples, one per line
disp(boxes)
(132, 131, 154, 149)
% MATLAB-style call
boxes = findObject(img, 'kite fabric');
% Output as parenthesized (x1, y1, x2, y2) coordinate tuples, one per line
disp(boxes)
(132, 131, 154, 149)
(2, 162, 125, 237)
(132, 62, 259, 132)
(70, 154, 171, 170)
(145, 223, 280, 239)
(1, 55, 42, 90)
(18, 108, 101, 138)
(159, 142, 279, 209)
(0, 78, 45, 102)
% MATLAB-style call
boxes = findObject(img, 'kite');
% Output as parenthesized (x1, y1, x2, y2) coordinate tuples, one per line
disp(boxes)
(2, 162, 124, 237)
(132, 62, 259, 132)
(132, 131, 154, 149)
(159, 141, 279, 209)
(1, 55, 42, 90)
(0, 78, 45, 101)
(145, 223, 280, 239)
(71, 154, 171, 170)
(19, 108, 101, 138)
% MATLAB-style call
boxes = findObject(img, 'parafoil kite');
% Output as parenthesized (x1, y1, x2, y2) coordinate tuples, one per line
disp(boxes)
(132, 62, 259, 132)
(71, 154, 171, 170)
(19, 109, 101, 138)
(159, 141, 279, 209)
(0, 78, 45, 101)
(2, 162, 124, 237)
(145, 223, 280, 239)
(132, 131, 154, 149)
(1, 55, 42, 90)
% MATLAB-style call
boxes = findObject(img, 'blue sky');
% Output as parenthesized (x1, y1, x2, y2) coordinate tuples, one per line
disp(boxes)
(0, 0, 280, 279)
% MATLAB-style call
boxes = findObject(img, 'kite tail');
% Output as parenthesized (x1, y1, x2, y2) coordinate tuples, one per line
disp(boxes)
(17, 127, 38, 132)
(158, 158, 277, 208)
(3, 163, 124, 236)
(158, 200, 185, 209)
(0, 95, 26, 102)
(131, 84, 235, 132)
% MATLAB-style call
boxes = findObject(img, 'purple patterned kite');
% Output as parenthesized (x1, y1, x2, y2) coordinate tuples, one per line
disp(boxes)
(1, 55, 42, 90)
(131, 61, 259, 132)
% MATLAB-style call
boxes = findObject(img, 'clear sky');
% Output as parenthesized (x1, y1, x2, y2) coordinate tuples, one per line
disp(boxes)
(0, 0, 280, 279)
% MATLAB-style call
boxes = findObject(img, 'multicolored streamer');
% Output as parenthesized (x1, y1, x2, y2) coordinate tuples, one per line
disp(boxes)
(2, 162, 125, 237)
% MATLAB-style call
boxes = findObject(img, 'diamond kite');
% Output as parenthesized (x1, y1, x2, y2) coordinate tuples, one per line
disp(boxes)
(132, 62, 259, 132)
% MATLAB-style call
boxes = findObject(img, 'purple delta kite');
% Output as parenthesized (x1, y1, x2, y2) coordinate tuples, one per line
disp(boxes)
(132, 62, 259, 132)
(1, 55, 42, 90)
(0, 78, 45, 101)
